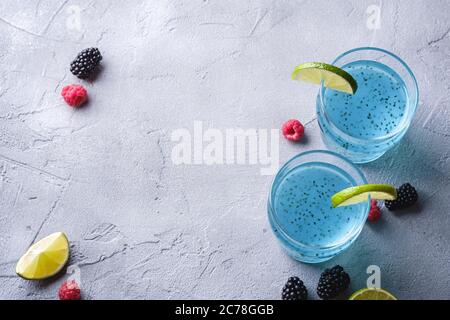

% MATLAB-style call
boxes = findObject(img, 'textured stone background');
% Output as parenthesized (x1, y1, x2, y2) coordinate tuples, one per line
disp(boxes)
(0, 0, 449, 300)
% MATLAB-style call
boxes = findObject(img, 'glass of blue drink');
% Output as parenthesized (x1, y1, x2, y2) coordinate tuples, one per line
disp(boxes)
(317, 47, 419, 163)
(268, 150, 369, 263)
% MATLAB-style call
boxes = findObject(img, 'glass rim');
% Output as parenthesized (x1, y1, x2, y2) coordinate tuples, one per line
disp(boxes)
(268, 150, 369, 251)
(318, 47, 419, 143)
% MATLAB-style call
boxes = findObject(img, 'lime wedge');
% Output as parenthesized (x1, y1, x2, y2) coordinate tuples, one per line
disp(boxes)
(331, 184, 397, 208)
(292, 62, 358, 94)
(16, 232, 69, 280)
(349, 288, 397, 300)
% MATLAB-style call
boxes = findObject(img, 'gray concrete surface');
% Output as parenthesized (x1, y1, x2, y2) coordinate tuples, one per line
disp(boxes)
(0, 0, 449, 300)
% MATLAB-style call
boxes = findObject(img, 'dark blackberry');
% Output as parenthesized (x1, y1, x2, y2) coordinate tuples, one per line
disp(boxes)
(316, 265, 350, 300)
(281, 277, 307, 300)
(70, 48, 102, 79)
(385, 183, 418, 211)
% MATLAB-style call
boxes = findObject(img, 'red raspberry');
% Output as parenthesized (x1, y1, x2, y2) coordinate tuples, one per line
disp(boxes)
(282, 119, 304, 141)
(58, 280, 81, 300)
(368, 200, 381, 222)
(61, 84, 88, 107)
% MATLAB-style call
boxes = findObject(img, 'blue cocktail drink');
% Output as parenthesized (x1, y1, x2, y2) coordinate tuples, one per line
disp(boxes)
(317, 48, 418, 163)
(268, 151, 369, 263)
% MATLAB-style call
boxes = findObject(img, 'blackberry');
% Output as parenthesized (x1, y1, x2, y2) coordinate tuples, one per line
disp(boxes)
(281, 277, 307, 300)
(316, 265, 350, 300)
(385, 183, 418, 211)
(70, 48, 102, 79)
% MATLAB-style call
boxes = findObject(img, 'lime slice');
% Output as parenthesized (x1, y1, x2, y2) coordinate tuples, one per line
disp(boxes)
(292, 62, 358, 94)
(349, 288, 397, 300)
(331, 184, 397, 208)
(16, 232, 69, 280)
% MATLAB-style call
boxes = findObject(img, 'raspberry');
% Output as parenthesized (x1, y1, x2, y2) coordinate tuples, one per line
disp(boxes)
(58, 280, 81, 300)
(368, 200, 381, 222)
(61, 84, 88, 107)
(282, 119, 304, 141)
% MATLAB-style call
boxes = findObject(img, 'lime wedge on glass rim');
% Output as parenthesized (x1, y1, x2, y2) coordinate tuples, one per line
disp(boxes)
(292, 62, 358, 94)
(331, 184, 397, 208)
(349, 288, 397, 300)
